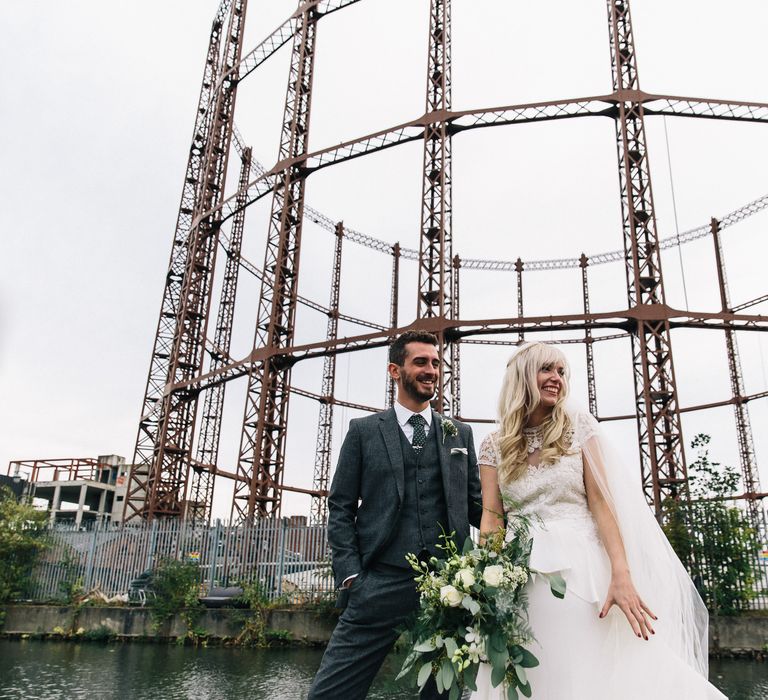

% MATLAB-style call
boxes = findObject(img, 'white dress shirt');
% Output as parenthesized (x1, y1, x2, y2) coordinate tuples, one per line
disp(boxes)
(393, 401, 432, 441)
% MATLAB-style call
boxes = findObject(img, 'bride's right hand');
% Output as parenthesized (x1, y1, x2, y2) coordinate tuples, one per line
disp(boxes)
(599, 570, 657, 640)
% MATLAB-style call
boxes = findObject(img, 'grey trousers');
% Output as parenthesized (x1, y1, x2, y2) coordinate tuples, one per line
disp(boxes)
(307, 564, 447, 700)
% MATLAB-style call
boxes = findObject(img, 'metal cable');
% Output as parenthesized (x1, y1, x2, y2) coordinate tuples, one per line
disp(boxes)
(664, 116, 690, 309)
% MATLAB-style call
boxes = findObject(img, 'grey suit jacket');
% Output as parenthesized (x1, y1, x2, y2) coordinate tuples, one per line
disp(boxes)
(327, 407, 483, 589)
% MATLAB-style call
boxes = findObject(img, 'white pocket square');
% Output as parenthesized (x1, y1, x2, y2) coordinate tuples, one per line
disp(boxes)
(450, 447, 468, 455)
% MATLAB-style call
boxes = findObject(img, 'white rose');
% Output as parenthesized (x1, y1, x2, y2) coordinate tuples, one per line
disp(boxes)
(439, 584, 463, 607)
(482, 564, 504, 587)
(455, 568, 476, 588)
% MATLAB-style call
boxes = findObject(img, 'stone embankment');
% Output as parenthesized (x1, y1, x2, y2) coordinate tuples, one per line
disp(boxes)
(0, 605, 765, 656)
(0, 605, 337, 644)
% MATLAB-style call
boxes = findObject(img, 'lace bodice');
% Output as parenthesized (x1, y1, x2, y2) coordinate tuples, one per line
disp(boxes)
(478, 410, 600, 525)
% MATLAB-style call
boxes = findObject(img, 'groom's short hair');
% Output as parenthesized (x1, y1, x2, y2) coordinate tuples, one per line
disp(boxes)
(389, 330, 439, 366)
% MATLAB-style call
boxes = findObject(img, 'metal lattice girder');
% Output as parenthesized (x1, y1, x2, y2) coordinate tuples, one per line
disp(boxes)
(515, 258, 524, 344)
(125, 0, 246, 521)
(210, 93, 768, 233)
(417, 0, 455, 414)
(580, 254, 598, 417)
(450, 255, 462, 417)
(310, 223, 344, 525)
(231, 0, 361, 84)
(607, 0, 688, 515)
(225, 144, 768, 275)
(232, 3, 318, 523)
(385, 243, 401, 409)
(711, 218, 765, 537)
(187, 148, 253, 523)
(170, 307, 768, 400)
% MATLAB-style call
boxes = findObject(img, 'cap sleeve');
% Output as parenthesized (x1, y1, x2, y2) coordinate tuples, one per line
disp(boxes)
(573, 408, 600, 445)
(478, 432, 500, 468)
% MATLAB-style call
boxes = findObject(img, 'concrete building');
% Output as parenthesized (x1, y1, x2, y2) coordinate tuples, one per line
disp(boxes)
(6, 456, 133, 527)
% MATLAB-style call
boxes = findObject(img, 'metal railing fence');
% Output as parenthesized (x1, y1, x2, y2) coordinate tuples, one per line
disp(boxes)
(24, 512, 768, 613)
(27, 519, 333, 604)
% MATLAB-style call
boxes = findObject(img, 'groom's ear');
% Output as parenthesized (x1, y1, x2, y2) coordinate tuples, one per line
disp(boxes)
(387, 362, 401, 380)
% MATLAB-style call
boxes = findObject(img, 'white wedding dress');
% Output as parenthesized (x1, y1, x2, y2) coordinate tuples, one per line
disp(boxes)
(471, 409, 727, 700)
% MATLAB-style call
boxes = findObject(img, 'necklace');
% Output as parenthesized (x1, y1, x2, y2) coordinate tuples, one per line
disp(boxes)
(523, 426, 543, 454)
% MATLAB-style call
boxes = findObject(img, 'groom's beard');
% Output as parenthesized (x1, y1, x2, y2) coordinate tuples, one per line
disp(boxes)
(401, 370, 437, 403)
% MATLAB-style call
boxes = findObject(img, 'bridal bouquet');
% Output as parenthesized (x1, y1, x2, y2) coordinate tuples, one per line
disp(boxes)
(397, 521, 565, 700)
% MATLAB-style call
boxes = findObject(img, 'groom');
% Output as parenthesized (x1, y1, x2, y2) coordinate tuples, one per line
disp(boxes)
(308, 330, 483, 699)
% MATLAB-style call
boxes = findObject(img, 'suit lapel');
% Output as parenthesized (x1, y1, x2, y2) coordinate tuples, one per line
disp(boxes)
(379, 408, 405, 502)
(433, 410, 453, 516)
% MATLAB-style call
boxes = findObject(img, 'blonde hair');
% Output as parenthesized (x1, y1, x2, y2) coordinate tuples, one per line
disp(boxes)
(496, 343, 574, 484)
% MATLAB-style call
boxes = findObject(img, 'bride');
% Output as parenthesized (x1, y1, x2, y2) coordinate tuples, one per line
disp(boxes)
(472, 342, 726, 699)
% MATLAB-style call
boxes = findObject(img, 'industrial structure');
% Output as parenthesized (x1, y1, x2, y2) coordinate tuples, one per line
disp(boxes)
(7, 457, 129, 527)
(118, 0, 768, 532)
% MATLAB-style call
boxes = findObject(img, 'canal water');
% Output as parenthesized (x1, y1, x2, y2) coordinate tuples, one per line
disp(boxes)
(0, 640, 761, 699)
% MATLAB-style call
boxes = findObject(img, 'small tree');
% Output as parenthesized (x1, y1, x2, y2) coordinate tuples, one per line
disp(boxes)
(0, 487, 49, 602)
(149, 558, 203, 629)
(664, 434, 760, 615)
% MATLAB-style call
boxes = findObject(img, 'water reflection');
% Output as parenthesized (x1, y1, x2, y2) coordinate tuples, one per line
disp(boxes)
(0, 640, 759, 699)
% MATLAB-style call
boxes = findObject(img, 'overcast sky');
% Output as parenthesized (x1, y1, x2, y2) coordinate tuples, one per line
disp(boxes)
(1, 0, 767, 519)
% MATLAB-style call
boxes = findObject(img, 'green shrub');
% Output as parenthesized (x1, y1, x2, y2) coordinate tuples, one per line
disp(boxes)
(663, 434, 760, 615)
(0, 487, 49, 602)
(82, 624, 114, 642)
(57, 548, 84, 603)
(149, 558, 203, 629)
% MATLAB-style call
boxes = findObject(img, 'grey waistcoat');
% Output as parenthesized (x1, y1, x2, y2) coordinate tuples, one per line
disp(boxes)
(376, 420, 449, 568)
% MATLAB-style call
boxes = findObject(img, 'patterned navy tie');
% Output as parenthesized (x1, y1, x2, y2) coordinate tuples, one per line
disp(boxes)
(408, 414, 428, 452)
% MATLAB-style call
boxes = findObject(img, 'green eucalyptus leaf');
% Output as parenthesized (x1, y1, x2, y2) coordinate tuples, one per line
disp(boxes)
(489, 644, 509, 675)
(547, 572, 566, 599)
(415, 639, 436, 653)
(417, 662, 433, 690)
(489, 630, 507, 653)
(444, 637, 458, 658)
(519, 680, 532, 698)
(441, 658, 454, 691)
(490, 660, 507, 688)
(507, 684, 520, 700)
(396, 650, 418, 680)
(463, 661, 479, 691)
(463, 536, 474, 554)
(515, 664, 528, 685)
(436, 667, 444, 694)
(517, 647, 540, 668)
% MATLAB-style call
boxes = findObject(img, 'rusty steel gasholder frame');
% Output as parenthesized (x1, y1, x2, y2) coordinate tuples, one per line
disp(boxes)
(123, 0, 768, 530)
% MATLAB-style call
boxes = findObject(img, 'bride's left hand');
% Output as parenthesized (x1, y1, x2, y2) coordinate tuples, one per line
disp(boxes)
(599, 571, 657, 640)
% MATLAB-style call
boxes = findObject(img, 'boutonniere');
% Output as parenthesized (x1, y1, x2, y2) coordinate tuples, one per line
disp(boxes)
(440, 418, 458, 444)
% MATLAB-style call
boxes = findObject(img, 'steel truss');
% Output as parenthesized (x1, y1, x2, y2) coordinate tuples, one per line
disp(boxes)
(711, 218, 765, 537)
(417, 0, 457, 415)
(125, 0, 246, 521)
(310, 223, 344, 525)
(607, 0, 688, 514)
(231, 2, 318, 522)
(130, 0, 768, 526)
(187, 148, 253, 523)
